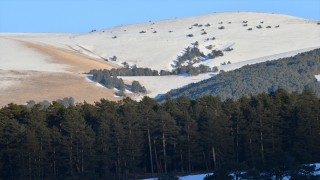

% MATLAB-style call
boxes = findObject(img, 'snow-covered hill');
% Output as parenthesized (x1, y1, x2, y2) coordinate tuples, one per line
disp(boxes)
(0, 12, 319, 104)
(72, 12, 320, 71)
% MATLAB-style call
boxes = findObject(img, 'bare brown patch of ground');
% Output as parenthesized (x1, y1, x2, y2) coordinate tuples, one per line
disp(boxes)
(0, 71, 121, 107)
(0, 40, 125, 107)
(17, 40, 120, 73)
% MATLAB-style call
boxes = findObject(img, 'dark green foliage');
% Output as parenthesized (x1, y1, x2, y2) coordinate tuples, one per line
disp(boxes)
(226, 48, 233, 52)
(0, 90, 319, 179)
(26, 100, 35, 108)
(176, 64, 211, 76)
(132, 80, 146, 93)
(208, 50, 223, 59)
(90, 67, 159, 76)
(26, 98, 73, 109)
(115, 90, 126, 97)
(159, 49, 320, 102)
(176, 45, 202, 67)
(160, 70, 172, 76)
(57, 97, 74, 107)
(212, 66, 219, 73)
(90, 69, 147, 92)
(39, 100, 51, 109)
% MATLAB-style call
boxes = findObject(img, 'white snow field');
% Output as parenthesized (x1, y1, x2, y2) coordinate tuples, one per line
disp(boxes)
(71, 12, 320, 71)
(0, 12, 319, 102)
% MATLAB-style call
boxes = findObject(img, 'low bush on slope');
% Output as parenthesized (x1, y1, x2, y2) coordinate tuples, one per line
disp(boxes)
(158, 48, 320, 102)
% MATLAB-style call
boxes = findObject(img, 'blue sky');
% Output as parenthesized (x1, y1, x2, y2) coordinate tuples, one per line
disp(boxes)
(0, 0, 319, 32)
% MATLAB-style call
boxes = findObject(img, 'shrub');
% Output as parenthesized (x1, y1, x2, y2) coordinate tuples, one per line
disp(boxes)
(186, 34, 194, 37)
(207, 45, 213, 50)
(243, 24, 248, 26)
(39, 100, 51, 109)
(225, 47, 233, 51)
(115, 90, 126, 97)
(131, 81, 146, 93)
(218, 26, 225, 29)
(266, 26, 271, 28)
(212, 66, 219, 73)
(208, 50, 224, 59)
(26, 100, 36, 108)
(124, 64, 129, 68)
(247, 28, 252, 30)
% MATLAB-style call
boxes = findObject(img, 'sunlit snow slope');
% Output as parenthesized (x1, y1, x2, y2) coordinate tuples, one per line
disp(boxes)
(72, 12, 320, 71)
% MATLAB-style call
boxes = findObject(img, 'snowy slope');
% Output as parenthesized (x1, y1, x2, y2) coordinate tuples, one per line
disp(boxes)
(1, 12, 319, 103)
(72, 12, 320, 71)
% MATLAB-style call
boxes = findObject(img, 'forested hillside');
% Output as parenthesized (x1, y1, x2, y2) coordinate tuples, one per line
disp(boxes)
(158, 49, 320, 102)
(0, 89, 319, 179)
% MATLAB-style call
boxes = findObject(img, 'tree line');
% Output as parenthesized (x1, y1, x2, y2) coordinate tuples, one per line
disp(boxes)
(89, 69, 146, 95)
(90, 64, 213, 78)
(0, 89, 319, 179)
(159, 48, 320, 102)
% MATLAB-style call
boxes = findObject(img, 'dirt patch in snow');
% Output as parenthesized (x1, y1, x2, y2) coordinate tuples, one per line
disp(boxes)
(0, 40, 123, 107)
(0, 71, 120, 107)
(19, 40, 119, 73)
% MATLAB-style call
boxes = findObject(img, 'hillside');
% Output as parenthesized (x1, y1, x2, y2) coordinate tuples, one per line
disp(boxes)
(158, 49, 320, 102)
(72, 11, 320, 71)
(0, 12, 319, 105)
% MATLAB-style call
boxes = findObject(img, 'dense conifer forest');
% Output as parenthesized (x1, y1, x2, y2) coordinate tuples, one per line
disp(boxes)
(159, 49, 320, 102)
(0, 89, 319, 179)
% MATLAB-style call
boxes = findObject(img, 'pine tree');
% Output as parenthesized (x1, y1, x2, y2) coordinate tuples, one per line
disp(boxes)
(138, 97, 158, 177)
(119, 97, 144, 178)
